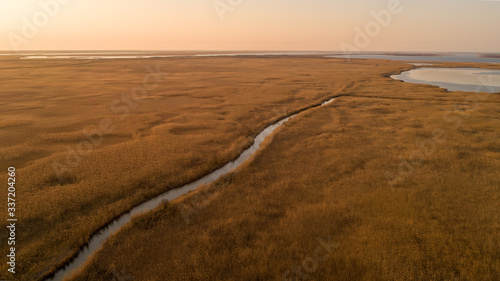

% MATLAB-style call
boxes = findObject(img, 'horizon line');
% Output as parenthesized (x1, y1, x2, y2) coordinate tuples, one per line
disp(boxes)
(1, 50, 499, 54)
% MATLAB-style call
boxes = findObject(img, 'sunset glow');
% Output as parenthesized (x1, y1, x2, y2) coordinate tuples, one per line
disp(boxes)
(1, 0, 499, 52)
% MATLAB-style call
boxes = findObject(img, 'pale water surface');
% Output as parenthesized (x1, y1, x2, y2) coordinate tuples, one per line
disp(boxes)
(391, 68, 500, 93)
(330, 53, 500, 64)
(12, 52, 500, 64)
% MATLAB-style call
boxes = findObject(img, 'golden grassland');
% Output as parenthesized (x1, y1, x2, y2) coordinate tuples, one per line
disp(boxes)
(62, 60, 500, 281)
(0, 56, 418, 280)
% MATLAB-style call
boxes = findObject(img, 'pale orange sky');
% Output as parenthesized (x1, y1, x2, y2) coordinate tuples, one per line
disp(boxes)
(1, 0, 499, 52)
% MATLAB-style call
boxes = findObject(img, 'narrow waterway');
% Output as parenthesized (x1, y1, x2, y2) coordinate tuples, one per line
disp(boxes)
(45, 97, 337, 281)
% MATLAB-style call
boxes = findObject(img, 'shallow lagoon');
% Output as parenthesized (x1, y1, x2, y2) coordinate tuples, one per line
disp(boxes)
(331, 53, 500, 64)
(392, 68, 500, 93)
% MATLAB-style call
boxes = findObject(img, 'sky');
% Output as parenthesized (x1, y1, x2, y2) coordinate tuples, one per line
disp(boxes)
(0, 0, 499, 52)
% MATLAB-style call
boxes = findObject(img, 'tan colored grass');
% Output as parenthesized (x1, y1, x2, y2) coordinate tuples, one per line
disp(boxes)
(2, 57, 499, 280)
(64, 61, 500, 281)
(0, 119, 32, 129)
(0, 56, 402, 280)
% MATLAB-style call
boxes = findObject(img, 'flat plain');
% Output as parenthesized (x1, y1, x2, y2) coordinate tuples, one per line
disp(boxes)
(0, 56, 499, 280)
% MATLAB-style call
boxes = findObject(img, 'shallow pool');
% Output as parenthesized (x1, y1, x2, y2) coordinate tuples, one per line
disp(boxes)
(391, 68, 500, 93)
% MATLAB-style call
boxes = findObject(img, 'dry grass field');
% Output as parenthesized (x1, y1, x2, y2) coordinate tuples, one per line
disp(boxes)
(1, 56, 499, 280)
(0, 56, 401, 280)
(65, 59, 500, 281)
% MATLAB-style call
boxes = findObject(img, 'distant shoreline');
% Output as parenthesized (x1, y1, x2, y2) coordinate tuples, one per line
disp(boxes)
(479, 54, 500, 59)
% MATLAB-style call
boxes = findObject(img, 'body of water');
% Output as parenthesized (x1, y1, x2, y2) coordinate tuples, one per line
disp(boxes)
(391, 68, 500, 93)
(20, 55, 178, 59)
(330, 53, 500, 64)
(2, 51, 499, 64)
(5, 51, 334, 60)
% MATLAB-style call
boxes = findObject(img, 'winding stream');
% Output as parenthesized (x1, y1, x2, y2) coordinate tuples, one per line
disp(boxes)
(45, 97, 336, 281)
